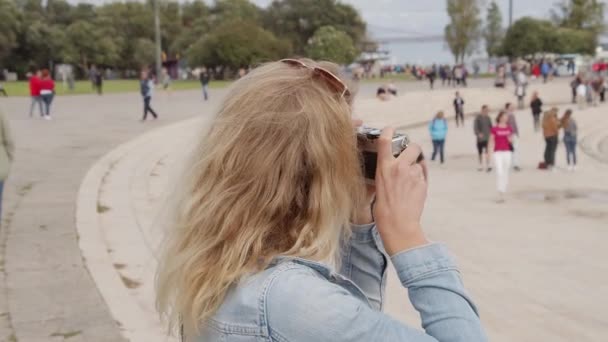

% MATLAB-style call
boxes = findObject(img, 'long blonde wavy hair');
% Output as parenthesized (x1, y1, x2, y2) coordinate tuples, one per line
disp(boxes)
(156, 59, 364, 333)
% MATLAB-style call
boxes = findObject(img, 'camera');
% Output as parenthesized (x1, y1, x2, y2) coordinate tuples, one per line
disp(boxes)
(357, 126, 410, 182)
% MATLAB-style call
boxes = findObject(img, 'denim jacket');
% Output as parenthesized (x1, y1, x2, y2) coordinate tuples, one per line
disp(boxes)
(190, 223, 487, 341)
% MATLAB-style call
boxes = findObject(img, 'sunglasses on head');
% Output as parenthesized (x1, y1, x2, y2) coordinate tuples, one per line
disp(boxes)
(280, 59, 351, 99)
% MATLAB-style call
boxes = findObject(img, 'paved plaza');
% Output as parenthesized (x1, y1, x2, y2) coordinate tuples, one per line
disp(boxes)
(0, 78, 607, 341)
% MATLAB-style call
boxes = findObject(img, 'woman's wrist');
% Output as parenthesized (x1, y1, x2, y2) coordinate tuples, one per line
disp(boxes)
(382, 226, 429, 256)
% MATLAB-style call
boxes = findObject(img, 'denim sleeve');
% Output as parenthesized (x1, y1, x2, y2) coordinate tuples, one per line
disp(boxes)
(393, 243, 487, 341)
(266, 244, 487, 342)
(339, 223, 388, 310)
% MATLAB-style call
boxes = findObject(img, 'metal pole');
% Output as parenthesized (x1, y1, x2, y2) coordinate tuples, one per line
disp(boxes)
(508, 0, 513, 28)
(154, 0, 162, 79)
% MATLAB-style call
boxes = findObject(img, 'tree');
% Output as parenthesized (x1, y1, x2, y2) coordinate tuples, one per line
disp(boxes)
(0, 0, 19, 64)
(180, 0, 209, 28)
(187, 20, 291, 69)
(444, 0, 482, 63)
(305, 26, 357, 65)
(500, 17, 554, 57)
(133, 38, 156, 68)
(212, 0, 262, 24)
(551, 0, 605, 35)
(501, 16, 597, 57)
(66, 20, 121, 71)
(553, 27, 596, 54)
(483, 1, 503, 57)
(0, 0, 370, 78)
(264, 0, 366, 55)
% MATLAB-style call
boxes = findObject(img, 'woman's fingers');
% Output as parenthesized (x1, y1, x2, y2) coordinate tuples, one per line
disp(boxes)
(377, 127, 395, 166)
(397, 143, 422, 166)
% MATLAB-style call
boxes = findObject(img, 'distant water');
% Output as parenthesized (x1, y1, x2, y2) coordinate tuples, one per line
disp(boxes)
(380, 40, 487, 67)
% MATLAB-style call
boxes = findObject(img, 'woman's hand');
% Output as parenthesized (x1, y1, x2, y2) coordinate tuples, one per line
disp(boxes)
(373, 128, 429, 256)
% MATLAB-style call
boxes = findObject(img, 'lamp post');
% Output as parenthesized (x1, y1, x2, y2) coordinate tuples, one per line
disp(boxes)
(154, 0, 162, 79)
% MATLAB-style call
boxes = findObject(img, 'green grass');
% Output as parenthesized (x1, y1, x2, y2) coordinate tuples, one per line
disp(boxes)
(1, 79, 230, 97)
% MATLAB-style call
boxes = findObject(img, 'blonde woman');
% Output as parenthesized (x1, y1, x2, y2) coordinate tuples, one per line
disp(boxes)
(156, 59, 486, 341)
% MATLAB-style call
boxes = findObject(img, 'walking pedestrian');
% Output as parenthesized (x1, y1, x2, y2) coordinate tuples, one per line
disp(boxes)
(541, 60, 550, 83)
(530, 91, 543, 132)
(429, 111, 448, 164)
(446, 65, 453, 86)
(515, 69, 527, 109)
(510, 63, 518, 85)
(560, 109, 578, 171)
(474, 105, 493, 172)
(199, 68, 210, 101)
(426, 66, 436, 90)
(28, 69, 43, 117)
(490, 111, 514, 202)
(39, 68, 55, 120)
(505, 103, 521, 171)
(140, 70, 158, 121)
(585, 81, 593, 105)
(570, 76, 581, 104)
(453, 65, 463, 86)
(531, 62, 541, 80)
(542, 108, 560, 171)
(89, 65, 97, 91)
(94, 69, 103, 95)
(461, 66, 468, 87)
(453, 91, 465, 127)
(600, 76, 606, 103)
(591, 76, 602, 106)
(600, 77, 606, 103)
(439, 65, 447, 86)
(576, 81, 587, 109)
(161, 68, 172, 95)
(0, 110, 14, 225)
(567, 60, 575, 75)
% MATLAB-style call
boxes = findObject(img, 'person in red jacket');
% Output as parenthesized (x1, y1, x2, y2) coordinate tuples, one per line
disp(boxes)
(28, 68, 43, 117)
(39, 68, 55, 120)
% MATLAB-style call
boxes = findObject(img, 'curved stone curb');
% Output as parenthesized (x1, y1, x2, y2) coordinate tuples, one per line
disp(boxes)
(76, 118, 202, 342)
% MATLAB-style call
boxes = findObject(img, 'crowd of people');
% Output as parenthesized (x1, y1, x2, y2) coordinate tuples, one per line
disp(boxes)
(22, 65, 218, 123)
(425, 90, 588, 202)
(571, 73, 606, 107)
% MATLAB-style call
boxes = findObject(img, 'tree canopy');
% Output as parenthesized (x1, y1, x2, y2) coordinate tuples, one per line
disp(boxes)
(0, 0, 367, 78)
(500, 17, 596, 57)
(551, 0, 605, 36)
(483, 1, 504, 57)
(263, 0, 366, 55)
(444, 0, 483, 63)
(305, 26, 357, 65)
(187, 20, 291, 70)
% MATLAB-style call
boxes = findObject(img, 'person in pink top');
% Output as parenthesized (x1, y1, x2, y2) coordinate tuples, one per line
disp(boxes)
(39, 68, 55, 120)
(490, 111, 514, 202)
